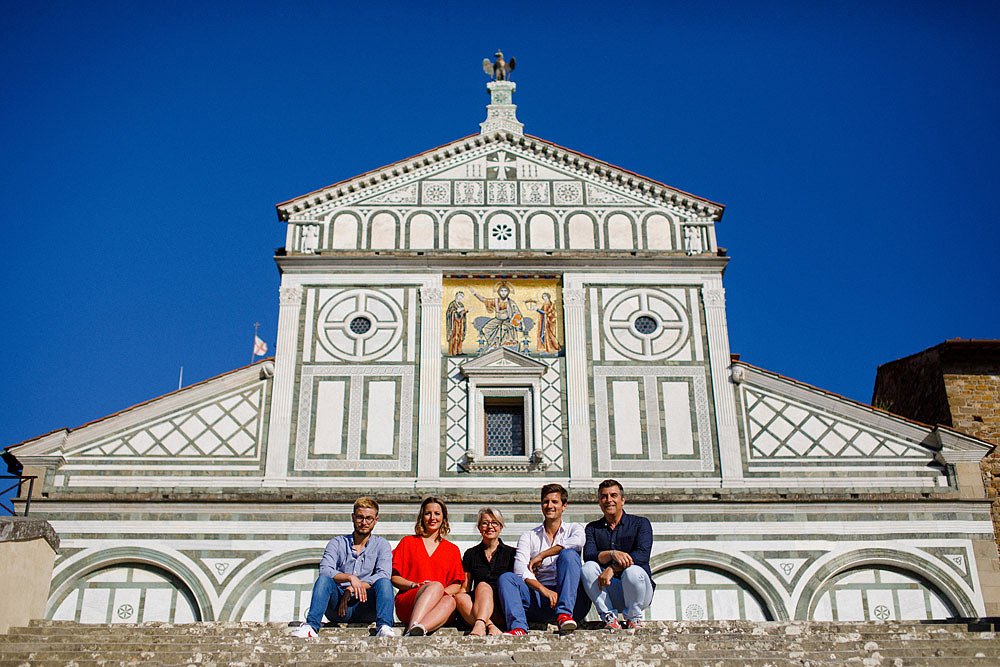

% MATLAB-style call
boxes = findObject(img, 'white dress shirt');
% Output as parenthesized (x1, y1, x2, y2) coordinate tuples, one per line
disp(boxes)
(513, 521, 585, 586)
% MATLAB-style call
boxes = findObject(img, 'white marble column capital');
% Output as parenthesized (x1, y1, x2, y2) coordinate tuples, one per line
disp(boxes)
(562, 288, 586, 307)
(703, 288, 725, 308)
(419, 287, 443, 306)
(279, 285, 303, 306)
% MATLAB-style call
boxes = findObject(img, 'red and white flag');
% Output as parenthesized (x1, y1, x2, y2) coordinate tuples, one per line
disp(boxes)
(253, 335, 268, 357)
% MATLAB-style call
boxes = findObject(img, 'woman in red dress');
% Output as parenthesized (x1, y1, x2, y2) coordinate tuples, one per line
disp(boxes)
(390, 497, 464, 635)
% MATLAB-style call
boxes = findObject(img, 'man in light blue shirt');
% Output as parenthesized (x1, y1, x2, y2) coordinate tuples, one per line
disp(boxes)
(292, 497, 394, 638)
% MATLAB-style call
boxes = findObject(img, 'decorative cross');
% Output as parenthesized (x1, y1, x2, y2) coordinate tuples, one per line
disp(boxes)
(487, 151, 516, 181)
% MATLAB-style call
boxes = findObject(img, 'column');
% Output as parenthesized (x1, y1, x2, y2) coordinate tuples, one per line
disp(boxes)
(263, 283, 303, 486)
(562, 287, 594, 488)
(702, 283, 745, 487)
(415, 284, 443, 486)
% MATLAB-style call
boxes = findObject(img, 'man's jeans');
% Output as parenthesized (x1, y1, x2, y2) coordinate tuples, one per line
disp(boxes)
(581, 561, 654, 621)
(498, 550, 590, 631)
(305, 575, 394, 631)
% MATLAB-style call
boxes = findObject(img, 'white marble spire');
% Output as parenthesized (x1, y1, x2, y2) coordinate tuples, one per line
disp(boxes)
(480, 80, 523, 136)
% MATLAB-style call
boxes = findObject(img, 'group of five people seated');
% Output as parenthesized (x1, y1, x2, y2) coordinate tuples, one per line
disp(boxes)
(291, 480, 653, 638)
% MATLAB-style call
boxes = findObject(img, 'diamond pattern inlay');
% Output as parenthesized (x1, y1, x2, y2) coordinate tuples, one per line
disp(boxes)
(744, 388, 930, 461)
(74, 386, 263, 459)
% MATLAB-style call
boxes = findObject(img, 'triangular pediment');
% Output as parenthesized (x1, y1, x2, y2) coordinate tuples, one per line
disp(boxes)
(459, 346, 548, 378)
(277, 132, 723, 222)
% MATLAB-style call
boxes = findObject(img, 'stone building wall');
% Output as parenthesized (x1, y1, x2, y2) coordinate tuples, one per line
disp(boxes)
(874, 340, 1000, 557)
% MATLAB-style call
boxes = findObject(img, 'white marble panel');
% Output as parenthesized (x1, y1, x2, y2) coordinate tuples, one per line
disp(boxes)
(867, 589, 896, 620)
(314, 380, 346, 455)
(680, 589, 708, 620)
(567, 213, 595, 249)
(141, 588, 173, 622)
(269, 590, 296, 621)
(812, 593, 833, 621)
(332, 213, 358, 249)
(607, 213, 634, 249)
(111, 588, 140, 623)
(365, 381, 397, 456)
(645, 213, 672, 250)
(80, 588, 110, 623)
(408, 213, 435, 249)
(528, 212, 556, 249)
(611, 381, 643, 455)
(52, 590, 78, 621)
(448, 213, 475, 249)
(835, 589, 864, 620)
(369, 212, 397, 249)
(711, 589, 741, 619)
(662, 381, 694, 455)
(241, 592, 265, 621)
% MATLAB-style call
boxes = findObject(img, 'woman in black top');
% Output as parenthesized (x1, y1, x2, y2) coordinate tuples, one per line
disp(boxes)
(455, 507, 516, 635)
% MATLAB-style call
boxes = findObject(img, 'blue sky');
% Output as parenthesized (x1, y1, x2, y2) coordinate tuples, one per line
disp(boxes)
(2, 1, 998, 447)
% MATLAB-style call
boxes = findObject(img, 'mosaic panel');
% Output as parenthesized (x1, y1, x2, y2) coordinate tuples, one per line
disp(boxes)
(70, 386, 264, 460)
(743, 387, 932, 462)
(443, 278, 562, 357)
(810, 568, 954, 621)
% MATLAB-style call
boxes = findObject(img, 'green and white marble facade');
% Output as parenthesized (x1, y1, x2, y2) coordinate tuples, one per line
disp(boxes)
(9, 80, 997, 625)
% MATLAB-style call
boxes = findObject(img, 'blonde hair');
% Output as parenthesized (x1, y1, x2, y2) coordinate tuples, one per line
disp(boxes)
(415, 497, 450, 538)
(477, 507, 504, 528)
(353, 496, 379, 514)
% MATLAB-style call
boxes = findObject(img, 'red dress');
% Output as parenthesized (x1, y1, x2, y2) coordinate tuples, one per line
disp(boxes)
(392, 535, 464, 623)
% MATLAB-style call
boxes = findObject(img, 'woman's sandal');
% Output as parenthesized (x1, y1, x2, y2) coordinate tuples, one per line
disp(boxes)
(485, 620, 502, 636)
(469, 618, 488, 636)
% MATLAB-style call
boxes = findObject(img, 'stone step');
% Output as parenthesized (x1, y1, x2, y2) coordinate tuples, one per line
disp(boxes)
(4, 620, 998, 667)
(1, 660, 998, 667)
(1, 645, 998, 662)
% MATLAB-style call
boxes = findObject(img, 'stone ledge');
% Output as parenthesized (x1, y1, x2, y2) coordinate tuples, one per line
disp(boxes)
(0, 517, 60, 551)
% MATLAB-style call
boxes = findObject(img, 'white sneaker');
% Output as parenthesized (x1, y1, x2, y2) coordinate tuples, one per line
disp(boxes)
(290, 624, 318, 638)
(375, 624, 396, 638)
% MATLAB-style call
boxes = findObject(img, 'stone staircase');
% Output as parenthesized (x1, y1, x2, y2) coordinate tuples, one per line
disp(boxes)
(1, 619, 998, 666)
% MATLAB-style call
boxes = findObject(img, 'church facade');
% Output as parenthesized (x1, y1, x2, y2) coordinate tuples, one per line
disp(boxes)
(10, 78, 998, 625)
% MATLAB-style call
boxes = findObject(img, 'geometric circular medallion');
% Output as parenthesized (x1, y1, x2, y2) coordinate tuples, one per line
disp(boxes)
(316, 288, 403, 361)
(602, 288, 689, 361)
(349, 316, 372, 334)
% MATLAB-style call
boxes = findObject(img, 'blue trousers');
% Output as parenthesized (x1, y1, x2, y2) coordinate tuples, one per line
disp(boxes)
(305, 574, 394, 631)
(498, 550, 590, 631)
(581, 561, 654, 621)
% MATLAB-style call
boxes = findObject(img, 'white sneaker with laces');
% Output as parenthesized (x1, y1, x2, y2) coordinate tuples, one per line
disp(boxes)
(290, 624, 318, 638)
(375, 624, 396, 638)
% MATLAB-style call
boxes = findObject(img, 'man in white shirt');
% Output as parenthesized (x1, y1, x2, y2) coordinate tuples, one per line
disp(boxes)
(497, 483, 591, 635)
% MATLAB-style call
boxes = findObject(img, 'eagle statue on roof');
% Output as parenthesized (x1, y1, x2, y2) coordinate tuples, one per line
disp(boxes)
(483, 50, 515, 81)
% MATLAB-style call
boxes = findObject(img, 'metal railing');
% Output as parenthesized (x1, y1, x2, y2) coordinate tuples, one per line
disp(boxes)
(0, 475, 37, 516)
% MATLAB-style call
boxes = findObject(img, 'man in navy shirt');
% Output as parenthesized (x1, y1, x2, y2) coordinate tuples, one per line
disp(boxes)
(582, 479, 655, 629)
(291, 496, 395, 638)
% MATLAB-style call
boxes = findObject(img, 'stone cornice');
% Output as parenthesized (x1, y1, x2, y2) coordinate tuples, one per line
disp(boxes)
(276, 132, 724, 222)
(275, 251, 730, 274)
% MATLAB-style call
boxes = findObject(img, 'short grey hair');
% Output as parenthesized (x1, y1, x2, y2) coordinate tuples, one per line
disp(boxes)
(476, 507, 505, 528)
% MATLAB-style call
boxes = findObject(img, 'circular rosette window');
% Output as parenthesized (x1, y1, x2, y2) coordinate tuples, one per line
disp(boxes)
(602, 288, 690, 360)
(316, 289, 404, 361)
